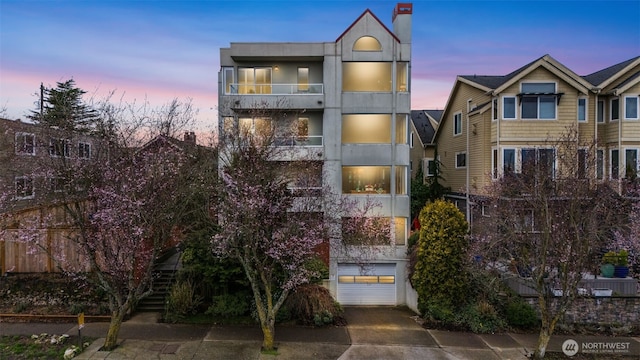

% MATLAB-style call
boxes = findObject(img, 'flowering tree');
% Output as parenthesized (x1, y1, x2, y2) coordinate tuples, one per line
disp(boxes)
(472, 127, 628, 359)
(215, 101, 389, 351)
(1, 95, 210, 351)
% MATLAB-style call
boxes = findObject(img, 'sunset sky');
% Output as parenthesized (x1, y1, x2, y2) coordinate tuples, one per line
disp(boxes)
(1, 0, 639, 131)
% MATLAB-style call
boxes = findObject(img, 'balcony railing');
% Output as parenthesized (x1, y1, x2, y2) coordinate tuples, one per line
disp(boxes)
(274, 135, 323, 146)
(228, 83, 324, 95)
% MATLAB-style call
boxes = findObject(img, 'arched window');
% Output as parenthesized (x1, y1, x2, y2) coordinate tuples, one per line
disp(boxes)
(353, 36, 381, 51)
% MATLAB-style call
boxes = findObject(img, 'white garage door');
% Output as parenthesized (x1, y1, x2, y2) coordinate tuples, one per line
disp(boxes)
(337, 263, 396, 305)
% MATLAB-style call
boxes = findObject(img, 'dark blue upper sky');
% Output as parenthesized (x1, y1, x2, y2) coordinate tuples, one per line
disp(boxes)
(1, 0, 639, 129)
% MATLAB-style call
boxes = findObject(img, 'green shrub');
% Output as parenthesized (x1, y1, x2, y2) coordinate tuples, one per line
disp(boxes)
(457, 301, 507, 334)
(304, 257, 329, 285)
(313, 310, 334, 326)
(284, 284, 343, 326)
(13, 301, 29, 313)
(205, 292, 250, 318)
(165, 280, 202, 322)
(505, 301, 538, 328)
(68, 303, 85, 315)
(412, 199, 470, 314)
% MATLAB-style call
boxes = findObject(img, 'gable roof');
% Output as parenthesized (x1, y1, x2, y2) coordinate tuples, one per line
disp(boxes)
(582, 56, 640, 87)
(459, 56, 543, 90)
(335, 8, 400, 43)
(411, 110, 439, 146)
(458, 54, 593, 95)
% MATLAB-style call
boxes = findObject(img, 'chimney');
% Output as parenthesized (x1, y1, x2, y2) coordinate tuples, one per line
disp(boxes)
(392, 3, 412, 44)
(184, 131, 196, 144)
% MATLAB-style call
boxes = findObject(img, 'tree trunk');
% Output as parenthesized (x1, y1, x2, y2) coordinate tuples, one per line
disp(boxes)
(260, 317, 276, 352)
(102, 310, 126, 351)
(534, 323, 551, 359)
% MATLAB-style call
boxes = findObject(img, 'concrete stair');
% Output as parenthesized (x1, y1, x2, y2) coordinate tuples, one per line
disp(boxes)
(136, 250, 181, 313)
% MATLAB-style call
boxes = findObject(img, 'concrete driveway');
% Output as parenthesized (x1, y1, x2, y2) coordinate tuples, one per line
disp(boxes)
(338, 306, 528, 360)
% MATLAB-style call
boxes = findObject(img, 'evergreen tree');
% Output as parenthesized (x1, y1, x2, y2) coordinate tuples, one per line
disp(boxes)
(29, 79, 100, 133)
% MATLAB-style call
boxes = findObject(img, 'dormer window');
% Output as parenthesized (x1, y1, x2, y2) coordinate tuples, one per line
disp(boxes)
(353, 36, 381, 51)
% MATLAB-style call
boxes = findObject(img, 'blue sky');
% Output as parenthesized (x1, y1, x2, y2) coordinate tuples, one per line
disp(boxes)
(1, 0, 639, 131)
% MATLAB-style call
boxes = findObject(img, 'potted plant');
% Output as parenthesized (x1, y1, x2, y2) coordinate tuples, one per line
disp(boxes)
(600, 251, 616, 278)
(613, 249, 629, 278)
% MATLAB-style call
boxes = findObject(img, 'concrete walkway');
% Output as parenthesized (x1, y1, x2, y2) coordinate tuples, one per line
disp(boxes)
(2, 307, 639, 359)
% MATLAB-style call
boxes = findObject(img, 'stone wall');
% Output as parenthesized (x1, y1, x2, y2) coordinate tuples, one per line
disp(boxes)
(523, 296, 640, 326)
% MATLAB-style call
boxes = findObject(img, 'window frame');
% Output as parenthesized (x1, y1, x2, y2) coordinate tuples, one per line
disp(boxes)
(78, 142, 92, 159)
(455, 152, 467, 169)
(502, 96, 516, 120)
(15, 132, 36, 155)
(503, 148, 516, 175)
(15, 176, 34, 199)
(597, 100, 605, 123)
(625, 148, 639, 178)
(49, 138, 70, 158)
(624, 95, 639, 120)
(611, 98, 620, 121)
(520, 82, 557, 120)
(425, 158, 436, 177)
(611, 149, 619, 179)
(596, 149, 604, 180)
(577, 97, 587, 122)
(453, 112, 462, 136)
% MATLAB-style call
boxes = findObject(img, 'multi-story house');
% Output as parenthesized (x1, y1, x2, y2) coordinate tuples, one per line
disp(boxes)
(0, 117, 103, 273)
(218, 3, 413, 305)
(433, 54, 640, 223)
(0, 117, 101, 213)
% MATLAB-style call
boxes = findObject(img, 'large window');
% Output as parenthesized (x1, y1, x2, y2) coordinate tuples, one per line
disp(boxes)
(15, 176, 34, 199)
(453, 112, 462, 135)
(520, 83, 556, 120)
(238, 67, 272, 94)
(624, 96, 639, 120)
(342, 166, 390, 194)
(497, 148, 555, 179)
(503, 96, 516, 119)
(342, 114, 391, 143)
(15, 132, 35, 155)
(239, 117, 272, 137)
(343, 62, 392, 92)
(522, 148, 555, 179)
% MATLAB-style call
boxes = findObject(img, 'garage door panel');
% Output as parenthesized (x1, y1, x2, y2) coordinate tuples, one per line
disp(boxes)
(337, 263, 396, 305)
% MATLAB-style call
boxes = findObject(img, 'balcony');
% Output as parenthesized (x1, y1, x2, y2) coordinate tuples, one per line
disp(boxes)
(224, 83, 325, 110)
(275, 135, 323, 147)
(229, 83, 323, 95)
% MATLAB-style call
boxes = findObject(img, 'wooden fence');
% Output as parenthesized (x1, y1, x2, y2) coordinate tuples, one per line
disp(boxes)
(0, 205, 88, 274)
